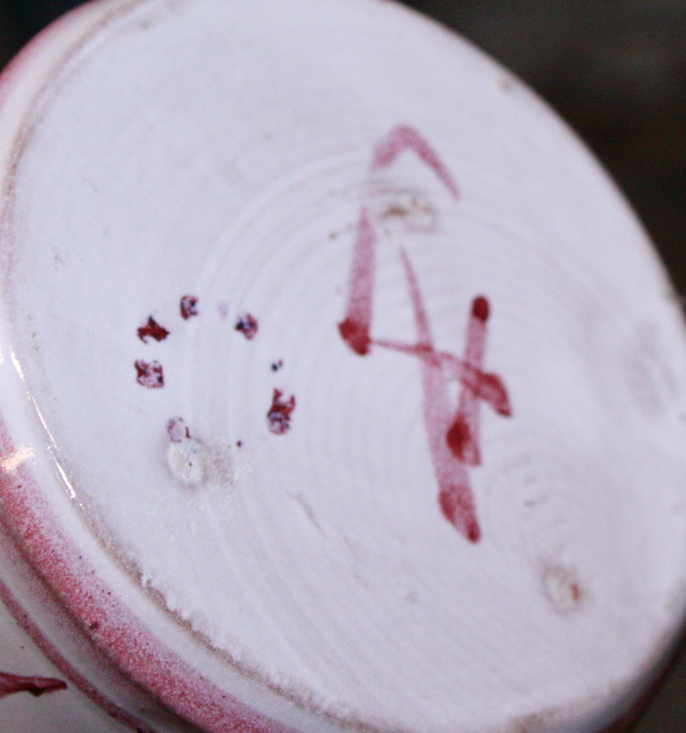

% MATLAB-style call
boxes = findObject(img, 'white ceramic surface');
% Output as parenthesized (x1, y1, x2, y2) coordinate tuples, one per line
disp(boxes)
(0, 0, 684, 732)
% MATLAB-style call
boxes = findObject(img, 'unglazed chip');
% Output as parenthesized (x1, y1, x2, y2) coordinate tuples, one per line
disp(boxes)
(0, 1, 683, 732)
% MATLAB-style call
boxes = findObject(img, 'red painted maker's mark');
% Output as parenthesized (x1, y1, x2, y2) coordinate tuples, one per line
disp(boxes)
(370, 341, 510, 418)
(398, 249, 481, 542)
(446, 296, 490, 465)
(437, 353, 511, 417)
(135, 360, 164, 389)
(472, 295, 489, 321)
(338, 209, 376, 355)
(0, 671, 66, 700)
(137, 316, 169, 343)
(180, 295, 199, 319)
(235, 313, 259, 340)
(167, 417, 190, 443)
(267, 389, 296, 435)
(337, 127, 510, 541)
(371, 125, 459, 199)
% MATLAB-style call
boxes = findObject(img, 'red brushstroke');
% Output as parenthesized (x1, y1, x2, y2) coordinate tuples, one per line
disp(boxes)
(167, 417, 190, 443)
(370, 341, 510, 418)
(267, 390, 296, 435)
(137, 317, 169, 343)
(337, 209, 376, 355)
(397, 249, 480, 541)
(0, 671, 66, 699)
(135, 360, 164, 389)
(437, 353, 511, 417)
(446, 296, 489, 465)
(180, 295, 199, 319)
(371, 125, 459, 199)
(235, 313, 259, 340)
(337, 126, 510, 541)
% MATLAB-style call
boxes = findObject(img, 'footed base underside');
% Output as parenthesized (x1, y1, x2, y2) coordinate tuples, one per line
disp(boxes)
(0, 0, 684, 732)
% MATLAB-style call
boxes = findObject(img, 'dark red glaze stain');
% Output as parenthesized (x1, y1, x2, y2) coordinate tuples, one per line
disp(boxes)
(446, 295, 490, 466)
(137, 317, 169, 343)
(267, 390, 296, 435)
(167, 417, 190, 443)
(438, 352, 511, 417)
(445, 419, 471, 462)
(369, 340, 510, 416)
(472, 295, 489, 321)
(135, 360, 164, 389)
(0, 671, 66, 700)
(180, 295, 199, 319)
(337, 208, 376, 355)
(371, 125, 459, 199)
(337, 127, 510, 542)
(397, 248, 481, 541)
(271, 360, 284, 372)
(235, 313, 259, 340)
(236, 440, 243, 448)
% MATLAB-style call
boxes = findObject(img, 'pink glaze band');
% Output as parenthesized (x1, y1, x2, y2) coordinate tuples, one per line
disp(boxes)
(0, 415, 299, 732)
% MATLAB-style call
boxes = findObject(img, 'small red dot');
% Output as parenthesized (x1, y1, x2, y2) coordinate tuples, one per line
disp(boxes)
(472, 296, 489, 321)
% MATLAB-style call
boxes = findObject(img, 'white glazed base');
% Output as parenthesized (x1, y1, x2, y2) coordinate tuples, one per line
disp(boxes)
(0, 1, 684, 732)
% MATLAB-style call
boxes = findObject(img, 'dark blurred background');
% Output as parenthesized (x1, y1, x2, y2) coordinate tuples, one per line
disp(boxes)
(2, 0, 684, 287)
(0, 0, 683, 730)
(403, 0, 686, 299)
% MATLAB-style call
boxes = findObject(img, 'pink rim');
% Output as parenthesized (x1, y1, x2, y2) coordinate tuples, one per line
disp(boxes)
(0, 415, 300, 732)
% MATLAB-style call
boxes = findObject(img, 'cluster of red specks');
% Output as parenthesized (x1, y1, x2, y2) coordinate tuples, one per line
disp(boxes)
(0, 671, 67, 700)
(180, 295, 199, 319)
(135, 360, 164, 389)
(337, 125, 511, 543)
(267, 389, 296, 435)
(167, 417, 191, 442)
(271, 360, 284, 372)
(137, 316, 170, 343)
(135, 295, 201, 388)
(134, 296, 262, 391)
(235, 313, 259, 340)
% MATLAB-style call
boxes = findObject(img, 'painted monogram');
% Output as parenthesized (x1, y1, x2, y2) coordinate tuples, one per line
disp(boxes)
(338, 126, 512, 542)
